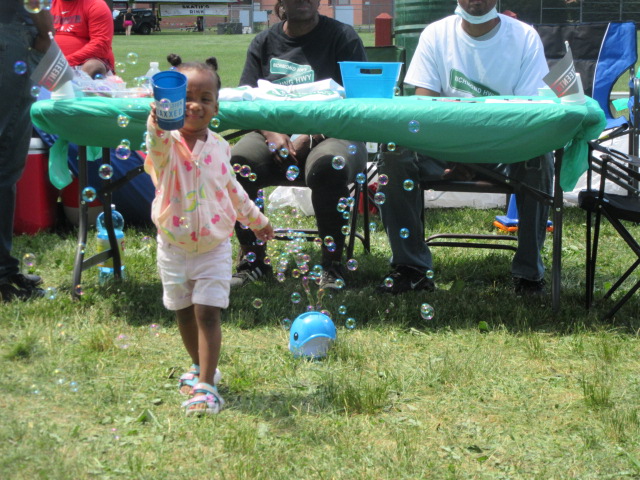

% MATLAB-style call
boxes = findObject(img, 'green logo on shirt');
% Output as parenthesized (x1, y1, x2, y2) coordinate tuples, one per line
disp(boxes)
(270, 59, 315, 85)
(449, 69, 499, 97)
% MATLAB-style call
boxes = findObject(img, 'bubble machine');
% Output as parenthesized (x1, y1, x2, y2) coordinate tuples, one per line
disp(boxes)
(289, 312, 337, 359)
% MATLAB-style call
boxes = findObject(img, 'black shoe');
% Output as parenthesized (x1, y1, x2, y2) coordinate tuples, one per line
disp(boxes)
(230, 259, 272, 288)
(9, 273, 43, 288)
(376, 265, 435, 294)
(319, 263, 346, 290)
(513, 277, 546, 296)
(0, 282, 45, 302)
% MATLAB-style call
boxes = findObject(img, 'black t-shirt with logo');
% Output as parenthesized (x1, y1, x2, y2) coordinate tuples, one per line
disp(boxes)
(239, 15, 366, 87)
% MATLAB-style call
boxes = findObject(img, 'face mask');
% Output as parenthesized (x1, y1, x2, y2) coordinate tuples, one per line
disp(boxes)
(455, 2, 499, 24)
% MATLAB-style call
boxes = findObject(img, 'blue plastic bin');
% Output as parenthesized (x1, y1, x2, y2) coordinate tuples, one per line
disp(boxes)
(339, 61, 402, 99)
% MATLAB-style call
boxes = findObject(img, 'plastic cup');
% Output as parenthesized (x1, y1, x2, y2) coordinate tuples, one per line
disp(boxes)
(151, 71, 187, 130)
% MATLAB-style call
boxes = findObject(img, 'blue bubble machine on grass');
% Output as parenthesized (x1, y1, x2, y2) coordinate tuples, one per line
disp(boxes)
(289, 312, 337, 359)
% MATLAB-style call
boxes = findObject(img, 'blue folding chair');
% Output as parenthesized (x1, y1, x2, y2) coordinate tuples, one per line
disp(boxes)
(536, 22, 638, 155)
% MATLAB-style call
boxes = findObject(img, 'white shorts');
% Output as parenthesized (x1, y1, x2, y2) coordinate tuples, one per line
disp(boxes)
(157, 236, 232, 311)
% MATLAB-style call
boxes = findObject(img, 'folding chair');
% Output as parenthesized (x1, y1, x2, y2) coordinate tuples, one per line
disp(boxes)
(223, 130, 371, 260)
(579, 143, 640, 320)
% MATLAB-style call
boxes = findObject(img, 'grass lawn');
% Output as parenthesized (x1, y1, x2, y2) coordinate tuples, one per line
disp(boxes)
(2, 33, 640, 479)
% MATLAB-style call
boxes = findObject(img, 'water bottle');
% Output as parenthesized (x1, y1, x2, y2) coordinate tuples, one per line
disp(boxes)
(96, 205, 125, 283)
(143, 62, 161, 92)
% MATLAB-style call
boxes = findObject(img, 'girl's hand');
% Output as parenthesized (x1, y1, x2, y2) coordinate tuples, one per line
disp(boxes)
(254, 222, 275, 242)
(149, 102, 158, 126)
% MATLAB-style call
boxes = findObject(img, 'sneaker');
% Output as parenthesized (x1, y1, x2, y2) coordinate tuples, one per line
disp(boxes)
(0, 282, 45, 303)
(376, 265, 435, 294)
(9, 273, 43, 288)
(230, 259, 272, 288)
(513, 277, 546, 296)
(319, 263, 346, 290)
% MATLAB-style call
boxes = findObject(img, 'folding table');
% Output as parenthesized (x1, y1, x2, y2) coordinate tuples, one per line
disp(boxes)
(31, 95, 606, 309)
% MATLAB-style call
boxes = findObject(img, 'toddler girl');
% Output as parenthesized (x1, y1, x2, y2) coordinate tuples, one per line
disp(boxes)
(145, 54, 274, 415)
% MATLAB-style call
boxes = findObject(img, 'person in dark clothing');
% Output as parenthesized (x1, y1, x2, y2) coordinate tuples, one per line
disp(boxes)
(230, 0, 368, 290)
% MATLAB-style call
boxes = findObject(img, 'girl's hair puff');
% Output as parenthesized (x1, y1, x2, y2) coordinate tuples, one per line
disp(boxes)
(166, 53, 222, 90)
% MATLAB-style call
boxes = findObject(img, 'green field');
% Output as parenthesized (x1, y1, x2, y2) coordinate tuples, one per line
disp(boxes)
(1, 32, 640, 479)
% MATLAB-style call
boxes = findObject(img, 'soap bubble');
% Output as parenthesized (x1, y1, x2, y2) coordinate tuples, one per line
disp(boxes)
(331, 155, 346, 170)
(248, 172, 257, 182)
(252, 298, 263, 309)
(45, 287, 58, 300)
(178, 217, 190, 230)
(239, 165, 251, 177)
(394, 86, 401, 96)
(408, 120, 420, 133)
(338, 305, 347, 315)
(278, 147, 289, 158)
(14, 61, 27, 75)
(115, 334, 129, 349)
(282, 317, 292, 329)
(69, 381, 79, 393)
(158, 98, 171, 112)
(373, 192, 386, 205)
(23, 0, 42, 13)
(126, 52, 139, 65)
(326, 242, 337, 253)
(356, 173, 366, 184)
(346, 259, 358, 271)
(139, 141, 148, 154)
(22, 253, 36, 268)
(378, 174, 389, 186)
(290, 292, 302, 304)
(115, 144, 131, 160)
(120, 138, 131, 147)
(369, 222, 377, 232)
(98, 164, 114, 180)
(30, 85, 41, 97)
(420, 303, 435, 320)
(115, 62, 126, 74)
(348, 144, 357, 155)
(345, 318, 356, 329)
(399, 228, 410, 239)
(403, 179, 415, 191)
(117, 115, 130, 128)
(149, 324, 160, 337)
(268, 142, 277, 153)
(323, 236, 335, 247)
(233, 163, 242, 173)
(74, 284, 84, 296)
(426, 269, 435, 280)
(387, 142, 397, 152)
(384, 277, 394, 288)
(286, 165, 299, 181)
(82, 187, 97, 203)
(210, 117, 220, 128)
(245, 252, 257, 263)
(341, 225, 350, 236)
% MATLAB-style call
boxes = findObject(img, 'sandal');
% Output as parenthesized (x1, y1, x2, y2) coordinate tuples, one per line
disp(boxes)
(182, 382, 225, 416)
(178, 365, 222, 396)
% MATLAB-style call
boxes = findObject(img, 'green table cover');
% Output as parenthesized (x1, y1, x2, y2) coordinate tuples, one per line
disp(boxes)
(31, 95, 605, 191)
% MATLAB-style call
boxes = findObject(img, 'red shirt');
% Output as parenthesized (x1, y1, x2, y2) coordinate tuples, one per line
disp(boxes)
(51, 0, 115, 71)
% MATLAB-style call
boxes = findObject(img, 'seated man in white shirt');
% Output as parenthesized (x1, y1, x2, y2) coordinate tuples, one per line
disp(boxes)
(376, 0, 553, 296)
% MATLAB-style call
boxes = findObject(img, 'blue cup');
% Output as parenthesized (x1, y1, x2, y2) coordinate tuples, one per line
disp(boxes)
(151, 71, 187, 130)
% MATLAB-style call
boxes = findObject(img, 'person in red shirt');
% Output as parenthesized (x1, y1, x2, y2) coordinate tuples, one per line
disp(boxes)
(51, 0, 114, 78)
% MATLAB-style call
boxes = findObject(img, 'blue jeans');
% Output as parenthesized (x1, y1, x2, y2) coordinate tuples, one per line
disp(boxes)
(0, 18, 41, 282)
(377, 147, 554, 282)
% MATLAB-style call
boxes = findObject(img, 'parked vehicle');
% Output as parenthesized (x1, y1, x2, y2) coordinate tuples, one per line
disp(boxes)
(113, 9, 157, 35)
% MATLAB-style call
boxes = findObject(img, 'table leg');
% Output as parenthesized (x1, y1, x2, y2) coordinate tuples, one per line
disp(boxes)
(551, 149, 564, 313)
(71, 146, 89, 299)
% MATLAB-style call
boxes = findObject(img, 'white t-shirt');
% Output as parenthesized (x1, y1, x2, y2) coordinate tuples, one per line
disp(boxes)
(405, 14, 549, 97)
